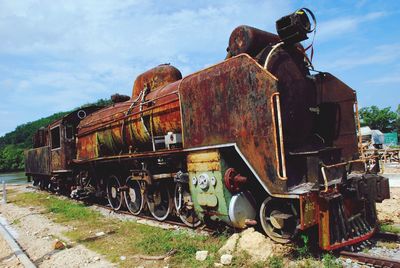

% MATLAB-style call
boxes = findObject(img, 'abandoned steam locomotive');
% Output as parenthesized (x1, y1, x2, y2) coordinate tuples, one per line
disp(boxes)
(25, 9, 390, 250)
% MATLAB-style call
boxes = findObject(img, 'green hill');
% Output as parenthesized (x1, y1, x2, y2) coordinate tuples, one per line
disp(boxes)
(0, 98, 112, 172)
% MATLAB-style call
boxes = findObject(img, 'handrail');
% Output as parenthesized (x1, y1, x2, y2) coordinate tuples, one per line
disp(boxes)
(79, 90, 180, 130)
(354, 100, 364, 157)
(320, 158, 370, 192)
(270, 92, 287, 180)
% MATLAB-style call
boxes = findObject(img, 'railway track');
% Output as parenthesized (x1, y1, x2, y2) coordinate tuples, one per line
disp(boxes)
(375, 232, 400, 242)
(90, 202, 215, 233)
(339, 231, 400, 268)
(27, 185, 215, 233)
(27, 186, 400, 267)
(340, 251, 400, 268)
(95, 199, 400, 267)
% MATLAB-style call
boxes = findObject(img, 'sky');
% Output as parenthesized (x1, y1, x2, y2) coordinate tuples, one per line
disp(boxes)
(0, 0, 399, 136)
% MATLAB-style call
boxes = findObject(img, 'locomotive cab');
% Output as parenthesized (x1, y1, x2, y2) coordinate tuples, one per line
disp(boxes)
(25, 106, 102, 191)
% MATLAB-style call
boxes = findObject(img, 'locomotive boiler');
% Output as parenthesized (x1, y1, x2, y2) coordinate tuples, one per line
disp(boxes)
(25, 8, 390, 250)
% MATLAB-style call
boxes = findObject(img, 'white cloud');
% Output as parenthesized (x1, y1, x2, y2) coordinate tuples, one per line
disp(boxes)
(0, 0, 293, 136)
(319, 44, 400, 70)
(366, 74, 400, 85)
(317, 11, 386, 41)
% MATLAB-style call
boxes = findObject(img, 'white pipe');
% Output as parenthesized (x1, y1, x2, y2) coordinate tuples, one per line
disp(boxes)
(263, 42, 284, 70)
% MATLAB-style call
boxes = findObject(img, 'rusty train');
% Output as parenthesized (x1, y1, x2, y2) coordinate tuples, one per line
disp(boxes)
(25, 9, 390, 250)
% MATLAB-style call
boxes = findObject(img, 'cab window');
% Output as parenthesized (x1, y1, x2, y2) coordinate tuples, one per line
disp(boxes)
(51, 126, 61, 149)
(66, 124, 74, 139)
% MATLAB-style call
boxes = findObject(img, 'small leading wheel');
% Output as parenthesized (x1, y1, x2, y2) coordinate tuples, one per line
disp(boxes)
(124, 177, 144, 215)
(174, 183, 201, 228)
(146, 182, 171, 221)
(106, 175, 123, 210)
(259, 197, 299, 243)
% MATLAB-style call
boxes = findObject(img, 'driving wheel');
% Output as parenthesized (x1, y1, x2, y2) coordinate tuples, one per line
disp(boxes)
(106, 175, 123, 210)
(259, 197, 299, 243)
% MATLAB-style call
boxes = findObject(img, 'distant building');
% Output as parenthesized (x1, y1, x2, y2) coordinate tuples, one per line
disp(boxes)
(359, 126, 387, 149)
(384, 132, 398, 146)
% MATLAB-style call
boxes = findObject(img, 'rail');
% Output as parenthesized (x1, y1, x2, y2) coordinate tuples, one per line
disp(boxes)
(354, 100, 364, 157)
(340, 250, 400, 268)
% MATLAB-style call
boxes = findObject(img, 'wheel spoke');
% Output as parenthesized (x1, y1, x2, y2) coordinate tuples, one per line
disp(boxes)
(124, 178, 144, 215)
(259, 197, 299, 244)
(174, 183, 201, 227)
(106, 175, 122, 210)
(147, 183, 171, 221)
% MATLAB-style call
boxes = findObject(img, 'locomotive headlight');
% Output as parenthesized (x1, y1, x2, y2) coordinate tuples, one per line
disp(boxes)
(192, 176, 197, 186)
(210, 176, 217, 187)
(198, 174, 210, 190)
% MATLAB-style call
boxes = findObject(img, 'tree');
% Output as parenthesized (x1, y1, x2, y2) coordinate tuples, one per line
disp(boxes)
(0, 98, 111, 172)
(395, 104, 400, 133)
(359, 106, 397, 132)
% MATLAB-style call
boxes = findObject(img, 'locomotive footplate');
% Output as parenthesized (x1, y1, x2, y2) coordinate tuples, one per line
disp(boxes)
(317, 174, 390, 250)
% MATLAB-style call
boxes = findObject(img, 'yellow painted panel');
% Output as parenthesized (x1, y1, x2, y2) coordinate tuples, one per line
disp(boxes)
(187, 150, 220, 163)
(188, 162, 220, 172)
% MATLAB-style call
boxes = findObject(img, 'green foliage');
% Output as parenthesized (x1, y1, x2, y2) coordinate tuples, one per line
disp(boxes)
(297, 234, 310, 258)
(322, 253, 341, 268)
(0, 144, 25, 171)
(380, 223, 400, 234)
(359, 105, 397, 132)
(0, 98, 111, 172)
(79, 98, 112, 109)
(395, 104, 400, 133)
(267, 255, 284, 268)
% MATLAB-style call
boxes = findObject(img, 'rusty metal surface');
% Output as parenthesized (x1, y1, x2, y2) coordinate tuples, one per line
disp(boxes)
(77, 80, 182, 160)
(315, 73, 358, 160)
(226, 25, 280, 58)
(32, 127, 48, 148)
(132, 64, 182, 98)
(24, 146, 51, 175)
(299, 193, 318, 230)
(48, 106, 102, 171)
(179, 54, 285, 194)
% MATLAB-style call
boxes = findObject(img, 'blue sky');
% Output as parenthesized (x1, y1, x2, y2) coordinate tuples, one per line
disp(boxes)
(0, 0, 399, 136)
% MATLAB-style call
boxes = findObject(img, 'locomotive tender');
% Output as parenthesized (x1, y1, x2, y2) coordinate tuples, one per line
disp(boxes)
(25, 9, 390, 250)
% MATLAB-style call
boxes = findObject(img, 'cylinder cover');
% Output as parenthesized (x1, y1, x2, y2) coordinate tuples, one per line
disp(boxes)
(228, 191, 256, 228)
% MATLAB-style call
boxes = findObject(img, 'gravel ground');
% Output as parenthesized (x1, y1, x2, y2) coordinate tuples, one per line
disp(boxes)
(0, 186, 114, 268)
(1, 170, 400, 268)
(0, 233, 22, 268)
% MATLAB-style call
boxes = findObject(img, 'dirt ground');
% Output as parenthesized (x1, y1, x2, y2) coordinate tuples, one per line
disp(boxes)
(376, 187, 400, 224)
(0, 234, 23, 268)
(0, 177, 399, 267)
(0, 186, 114, 268)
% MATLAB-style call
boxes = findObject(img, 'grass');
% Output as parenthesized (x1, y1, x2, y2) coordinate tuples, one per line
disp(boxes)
(380, 223, 400, 234)
(267, 255, 284, 268)
(9, 191, 226, 267)
(376, 241, 399, 249)
(322, 253, 341, 268)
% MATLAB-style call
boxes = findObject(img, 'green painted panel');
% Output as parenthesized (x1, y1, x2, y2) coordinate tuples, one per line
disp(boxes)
(188, 150, 232, 224)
